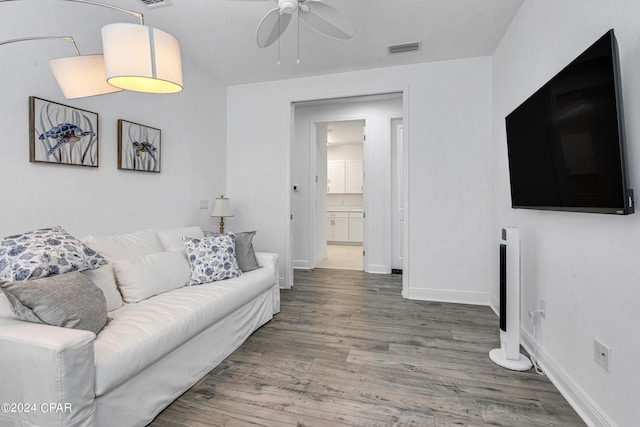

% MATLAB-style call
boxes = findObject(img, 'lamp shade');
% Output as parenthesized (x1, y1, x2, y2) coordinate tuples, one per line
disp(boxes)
(101, 23, 183, 94)
(49, 54, 123, 99)
(210, 196, 233, 218)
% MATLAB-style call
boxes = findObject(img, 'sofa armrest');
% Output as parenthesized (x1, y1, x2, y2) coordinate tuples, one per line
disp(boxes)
(254, 252, 280, 314)
(0, 318, 96, 427)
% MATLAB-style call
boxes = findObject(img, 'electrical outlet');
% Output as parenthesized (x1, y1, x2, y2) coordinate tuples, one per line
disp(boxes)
(594, 338, 611, 373)
(199, 200, 208, 210)
(539, 299, 546, 319)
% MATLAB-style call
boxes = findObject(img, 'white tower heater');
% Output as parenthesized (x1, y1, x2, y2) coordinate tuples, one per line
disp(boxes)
(489, 227, 532, 371)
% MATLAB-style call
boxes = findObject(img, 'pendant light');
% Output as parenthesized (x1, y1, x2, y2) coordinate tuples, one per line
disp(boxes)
(0, 0, 184, 96)
(49, 54, 122, 99)
(101, 23, 183, 94)
(0, 36, 122, 99)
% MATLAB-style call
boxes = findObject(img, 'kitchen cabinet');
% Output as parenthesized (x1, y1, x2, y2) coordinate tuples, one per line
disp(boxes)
(327, 161, 346, 194)
(327, 211, 349, 241)
(348, 211, 363, 242)
(327, 160, 363, 194)
(346, 160, 363, 193)
(327, 211, 363, 243)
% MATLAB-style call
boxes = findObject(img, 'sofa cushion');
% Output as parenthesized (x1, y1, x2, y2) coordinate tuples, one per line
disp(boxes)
(0, 291, 16, 320)
(0, 271, 108, 334)
(82, 265, 123, 312)
(157, 226, 204, 254)
(205, 231, 259, 273)
(93, 266, 275, 396)
(182, 234, 242, 285)
(0, 226, 108, 282)
(112, 251, 191, 303)
(81, 229, 164, 261)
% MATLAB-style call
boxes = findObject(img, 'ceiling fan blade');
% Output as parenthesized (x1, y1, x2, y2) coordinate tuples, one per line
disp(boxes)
(299, 1, 356, 40)
(256, 8, 292, 48)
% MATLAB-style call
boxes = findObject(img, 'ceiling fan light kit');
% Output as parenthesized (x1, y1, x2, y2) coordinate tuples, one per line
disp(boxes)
(279, 0, 297, 14)
(234, 0, 356, 60)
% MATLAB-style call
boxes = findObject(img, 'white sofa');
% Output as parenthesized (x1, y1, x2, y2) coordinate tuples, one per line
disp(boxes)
(0, 226, 280, 427)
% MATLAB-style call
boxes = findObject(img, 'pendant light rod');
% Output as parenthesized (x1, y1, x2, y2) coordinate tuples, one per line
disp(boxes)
(0, 0, 144, 24)
(0, 36, 80, 55)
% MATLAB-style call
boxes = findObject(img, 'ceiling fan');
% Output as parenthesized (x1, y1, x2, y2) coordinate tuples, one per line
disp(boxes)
(231, 0, 356, 49)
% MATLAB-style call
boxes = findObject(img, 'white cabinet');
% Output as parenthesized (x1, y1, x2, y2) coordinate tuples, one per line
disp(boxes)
(346, 160, 363, 193)
(348, 212, 363, 242)
(327, 161, 346, 194)
(327, 211, 349, 241)
(327, 160, 363, 194)
(327, 211, 363, 243)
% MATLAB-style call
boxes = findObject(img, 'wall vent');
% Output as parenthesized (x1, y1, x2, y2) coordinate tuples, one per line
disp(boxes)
(138, 0, 173, 9)
(387, 42, 421, 55)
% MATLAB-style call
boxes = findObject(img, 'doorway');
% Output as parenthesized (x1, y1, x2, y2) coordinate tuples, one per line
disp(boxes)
(316, 120, 365, 271)
(291, 93, 403, 275)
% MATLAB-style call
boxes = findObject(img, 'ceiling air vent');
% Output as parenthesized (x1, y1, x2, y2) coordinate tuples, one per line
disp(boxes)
(387, 42, 421, 55)
(138, 0, 173, 9)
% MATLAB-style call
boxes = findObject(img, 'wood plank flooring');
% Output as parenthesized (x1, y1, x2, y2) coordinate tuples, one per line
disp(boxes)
(150, 269, 585, 426)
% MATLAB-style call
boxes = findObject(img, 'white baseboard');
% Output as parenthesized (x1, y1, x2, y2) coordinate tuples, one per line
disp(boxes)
(489, 302, 499, 317)
(520, 329, 617, 427)
(293, 260, 313, 270)
(365, 264, 390, 274)
(406, 288, 490, 306)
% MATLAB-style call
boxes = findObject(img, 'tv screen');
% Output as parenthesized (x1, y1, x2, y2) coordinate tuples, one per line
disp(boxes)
(505, 30, 634, 215)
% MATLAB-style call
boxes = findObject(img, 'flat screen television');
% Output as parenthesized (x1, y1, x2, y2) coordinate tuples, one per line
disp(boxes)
(505, 29, 634, 215)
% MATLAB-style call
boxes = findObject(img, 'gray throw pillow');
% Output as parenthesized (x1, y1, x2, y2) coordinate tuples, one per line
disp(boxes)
(204, 230, 259, 272)
(1, 271, 108, 334)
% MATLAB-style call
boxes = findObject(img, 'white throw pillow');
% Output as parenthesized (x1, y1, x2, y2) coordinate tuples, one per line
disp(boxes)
(81, 229, 164, 261)
(82, 265, 123, 312)
(112, 251, 191, 303)
(156, 226, 204, 253)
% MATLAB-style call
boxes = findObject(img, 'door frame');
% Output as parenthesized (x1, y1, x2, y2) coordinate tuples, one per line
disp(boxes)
(288, 89, 410, 297)
(309, 117, 368, 271)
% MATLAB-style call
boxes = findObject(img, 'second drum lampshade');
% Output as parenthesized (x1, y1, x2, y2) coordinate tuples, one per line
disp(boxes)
(101, 23, 183, 94)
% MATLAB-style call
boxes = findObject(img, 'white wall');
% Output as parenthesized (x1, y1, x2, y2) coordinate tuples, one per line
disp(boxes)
(227, 57, 493, 299)
(0, 5, 226, 238)
(492, 1, 640, 425)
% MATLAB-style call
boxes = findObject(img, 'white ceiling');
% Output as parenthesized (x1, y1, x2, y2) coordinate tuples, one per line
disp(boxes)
(1, 0, 525, 86)
(149, 0, 525, 85)
(326, 120, 364, 145)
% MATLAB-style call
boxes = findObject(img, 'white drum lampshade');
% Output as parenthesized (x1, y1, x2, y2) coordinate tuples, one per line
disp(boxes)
(49, 54, 123, 99)
(101, 23, 183, 94)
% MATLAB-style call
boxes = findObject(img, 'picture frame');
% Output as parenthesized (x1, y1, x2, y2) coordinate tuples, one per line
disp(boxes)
(117, 119, 161, 173)
(29, 96, 99, 167)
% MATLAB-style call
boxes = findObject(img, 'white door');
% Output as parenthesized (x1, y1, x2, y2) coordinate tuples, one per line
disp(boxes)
(391, 119, 404, 271)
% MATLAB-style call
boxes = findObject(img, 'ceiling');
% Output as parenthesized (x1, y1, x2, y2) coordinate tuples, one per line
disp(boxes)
(0, 0, 525, 86)
(326, 120, 364, 145)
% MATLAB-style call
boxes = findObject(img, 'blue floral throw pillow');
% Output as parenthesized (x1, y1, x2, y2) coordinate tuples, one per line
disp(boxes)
(0, 226, 108, 282)
(182, 233, 242, 285)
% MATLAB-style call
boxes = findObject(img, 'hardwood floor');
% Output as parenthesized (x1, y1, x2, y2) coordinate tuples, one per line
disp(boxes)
(316, 245, 363, 271)
(150, 269, 584, 426)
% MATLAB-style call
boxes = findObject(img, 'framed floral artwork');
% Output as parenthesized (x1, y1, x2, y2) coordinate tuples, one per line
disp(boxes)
(117, 119, 161, 173)
(29, 96, 99, 167)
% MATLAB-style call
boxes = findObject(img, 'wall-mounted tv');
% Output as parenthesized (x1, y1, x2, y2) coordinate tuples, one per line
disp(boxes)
(505, 29, 634, 215)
